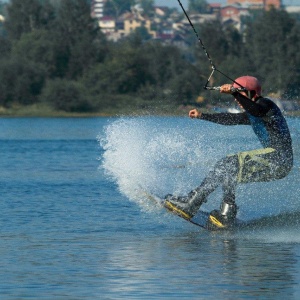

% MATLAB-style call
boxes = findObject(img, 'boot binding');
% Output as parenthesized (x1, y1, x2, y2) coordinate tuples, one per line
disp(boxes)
(164, 200, 192, 220)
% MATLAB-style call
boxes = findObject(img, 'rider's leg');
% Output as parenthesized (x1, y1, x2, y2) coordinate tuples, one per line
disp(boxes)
(165, 155, 239, 219)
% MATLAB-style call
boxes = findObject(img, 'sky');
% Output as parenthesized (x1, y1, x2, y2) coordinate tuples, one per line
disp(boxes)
(155, 0, 300, 7)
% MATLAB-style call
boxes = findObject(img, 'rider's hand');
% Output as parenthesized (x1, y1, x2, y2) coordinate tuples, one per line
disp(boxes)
(189, 109, 201, 119)
(220, 84, 233, 94)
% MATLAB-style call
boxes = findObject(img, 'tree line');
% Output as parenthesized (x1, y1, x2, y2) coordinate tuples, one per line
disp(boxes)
(0, 0, 299, 114)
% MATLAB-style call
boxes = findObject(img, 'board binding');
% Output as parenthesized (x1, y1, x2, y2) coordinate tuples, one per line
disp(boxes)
(141, 190, 246, 231)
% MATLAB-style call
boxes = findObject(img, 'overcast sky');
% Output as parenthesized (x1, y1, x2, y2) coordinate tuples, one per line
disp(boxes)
(154, 0, 300, 7)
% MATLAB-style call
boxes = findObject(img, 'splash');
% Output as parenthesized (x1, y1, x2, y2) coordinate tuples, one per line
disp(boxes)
(99, 117, 211, 209)
(100, 117, 300, 222)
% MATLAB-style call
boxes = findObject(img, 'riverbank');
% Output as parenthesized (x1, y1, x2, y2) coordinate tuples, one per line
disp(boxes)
(0, 103, 194, 118)
(0, 103, 299, 118)
(0, 103, 112, 118)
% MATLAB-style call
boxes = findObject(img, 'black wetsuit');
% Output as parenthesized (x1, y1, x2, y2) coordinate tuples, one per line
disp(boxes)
(196, 93, 293, 204)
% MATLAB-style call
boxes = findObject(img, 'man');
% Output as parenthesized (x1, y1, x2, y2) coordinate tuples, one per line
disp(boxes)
(165, 76, 293, 229)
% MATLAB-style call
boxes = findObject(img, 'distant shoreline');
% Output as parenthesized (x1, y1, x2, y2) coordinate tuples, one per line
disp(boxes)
(0, 103, 299, 118)
(0, 103, 197, 118)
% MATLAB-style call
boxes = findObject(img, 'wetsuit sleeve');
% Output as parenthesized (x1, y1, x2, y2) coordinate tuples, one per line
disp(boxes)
(232, 92, 270, 117)
(200, 112, 250, 125)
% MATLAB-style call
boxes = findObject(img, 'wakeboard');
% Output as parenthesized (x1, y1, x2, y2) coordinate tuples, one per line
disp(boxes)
(142, 191, 247, 231)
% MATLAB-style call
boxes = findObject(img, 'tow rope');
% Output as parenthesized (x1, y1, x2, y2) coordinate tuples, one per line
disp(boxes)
(177, 0, 246, 92)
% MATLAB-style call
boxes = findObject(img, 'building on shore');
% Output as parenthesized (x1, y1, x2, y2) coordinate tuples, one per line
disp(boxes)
(95, 0, 300, 44)
(91, 0, 107, 19)
(227, 0, 281, 10)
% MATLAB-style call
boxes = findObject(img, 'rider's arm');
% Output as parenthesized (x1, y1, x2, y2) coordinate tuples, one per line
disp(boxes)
(232, 92, 270, 117)
(200, 112, 250, 125)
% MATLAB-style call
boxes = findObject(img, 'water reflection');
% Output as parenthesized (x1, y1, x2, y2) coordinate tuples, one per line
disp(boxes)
(103, 232, 299, 299)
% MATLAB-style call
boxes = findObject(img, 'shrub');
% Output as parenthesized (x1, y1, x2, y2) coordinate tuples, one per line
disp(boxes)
(41, 79, 94, 112)
(0, 58, 46, 107)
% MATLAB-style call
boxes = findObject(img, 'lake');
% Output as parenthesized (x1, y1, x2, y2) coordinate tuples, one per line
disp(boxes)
(0, 116, 299, 299)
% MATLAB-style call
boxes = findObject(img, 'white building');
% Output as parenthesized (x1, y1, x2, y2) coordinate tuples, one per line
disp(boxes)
(285, 5, 300, 13)
(91, 0, 107, 19)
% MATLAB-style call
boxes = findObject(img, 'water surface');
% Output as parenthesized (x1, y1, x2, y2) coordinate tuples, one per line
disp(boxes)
(0, 117, 300, 299)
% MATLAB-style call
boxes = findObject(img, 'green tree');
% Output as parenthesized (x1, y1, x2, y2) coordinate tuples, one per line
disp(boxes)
(0, 36, 11, 56)
(167, 67, 203, 105)
(82, 36, 203, 109)
(138, 0, 154, 16)
(41, 79, 94, 112)
(215, 25, 248, 83)
(12, 29, 57, 78)
(0, 58, 46, 106)
(154, 46, 184, 85)
(245, 8, 300, 96)
(53, 0, 102, 79)
(188, 19, 253, 92)
(284, 24, 300, 97)
(83, 39, 153, 96)
(131, 25, 152, 41)
(0, 1, 4, 14)
(188, 0, 208, 13)
(104, 0, 134, 18)
(5, 0, 55, 40)
(0, 0, 7, 25)
(193, 20, 231, 85)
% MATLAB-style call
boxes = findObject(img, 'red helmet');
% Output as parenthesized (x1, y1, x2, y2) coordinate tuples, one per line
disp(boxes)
(233, 76, 262, 98)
